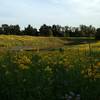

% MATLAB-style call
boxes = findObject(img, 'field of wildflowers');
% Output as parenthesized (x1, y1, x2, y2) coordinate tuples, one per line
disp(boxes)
(0, 36, 100, 100)
(0, 35, 64, 49)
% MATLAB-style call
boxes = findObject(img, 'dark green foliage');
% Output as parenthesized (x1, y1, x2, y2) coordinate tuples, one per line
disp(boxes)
(39, 24, 53, 36)
(0, 24, 100, 39)
(24, 25, 37, 36)
(95, 28, 100, 40)
(0, 51, 100, 100)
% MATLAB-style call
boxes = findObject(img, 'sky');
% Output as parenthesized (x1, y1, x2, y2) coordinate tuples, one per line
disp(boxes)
(0, 0, 100, 28)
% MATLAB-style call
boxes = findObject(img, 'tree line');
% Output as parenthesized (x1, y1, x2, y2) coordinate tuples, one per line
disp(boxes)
(0, 24, 100, 39)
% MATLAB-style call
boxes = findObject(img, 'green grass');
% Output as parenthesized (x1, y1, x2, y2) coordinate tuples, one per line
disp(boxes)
(0, 35, 65, 49)
(0, 35, 95, 49)
(0, 35, 100, 100)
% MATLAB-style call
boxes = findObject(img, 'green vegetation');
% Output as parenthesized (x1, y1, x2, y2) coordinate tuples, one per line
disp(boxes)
(0, 35, 100, 100)
(0, 24, 100, 39)
(0, 35, 95, 49)
(0, 35, 64, 49)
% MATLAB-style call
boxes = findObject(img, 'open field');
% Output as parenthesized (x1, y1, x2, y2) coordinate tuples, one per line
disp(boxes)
(0, 35, 64, 49)
(0, 35, 95, 50)
(0, 35, 100, 100)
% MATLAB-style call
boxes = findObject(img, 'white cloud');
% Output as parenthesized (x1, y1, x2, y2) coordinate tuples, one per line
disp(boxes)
(47, 0, 100, 14)
(0, 0, 100, 27)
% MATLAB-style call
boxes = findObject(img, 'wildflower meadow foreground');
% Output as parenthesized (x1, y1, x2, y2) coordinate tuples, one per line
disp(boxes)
(0, 37, 100, 100)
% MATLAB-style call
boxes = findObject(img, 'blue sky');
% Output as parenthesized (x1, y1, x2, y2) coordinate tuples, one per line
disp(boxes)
(0, 0, 100, 28)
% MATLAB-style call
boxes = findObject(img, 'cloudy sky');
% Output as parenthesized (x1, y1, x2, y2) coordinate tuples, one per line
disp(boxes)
(0, 0, 100, 28)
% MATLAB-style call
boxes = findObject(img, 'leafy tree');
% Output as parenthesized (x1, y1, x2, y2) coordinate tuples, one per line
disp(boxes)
(24, 25, 37, 36)
(74, 27, 81, 37)
(88, 25, 96, 37)
(64, 26, 70, 37)
(0, 24, 97, 37)
(95, 28, 100, 40)
(79, 25, 87, 36)
(0, 27, 3, 34)
(39, 24, 53, 36)
(52, 25, 63, 37)
(9, 25, 20, 35)
(33, 28, 38, 36)
(14, 25, 20, 35)
(2, 24, 9, 35)
(48, 27, 53, 37)
(79, 25, 96, 37)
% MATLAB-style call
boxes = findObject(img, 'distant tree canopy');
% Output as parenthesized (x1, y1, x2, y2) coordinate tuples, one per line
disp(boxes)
(24, 25, 37, 36)
(39, 24, 53, 36)
(95, 28, 100, 40)
(0, 24, 99, 39)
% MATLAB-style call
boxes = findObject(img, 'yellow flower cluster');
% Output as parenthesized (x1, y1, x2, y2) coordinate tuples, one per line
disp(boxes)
(14, 54, 31, 70)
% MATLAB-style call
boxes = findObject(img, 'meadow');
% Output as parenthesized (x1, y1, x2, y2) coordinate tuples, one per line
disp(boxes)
(0, 35, 100, 100)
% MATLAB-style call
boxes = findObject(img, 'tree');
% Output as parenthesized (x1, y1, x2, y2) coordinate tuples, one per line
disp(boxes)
(2, 24, 9, 35)
(74, 27, 81, 37)
(52, 25, 63, 37)
(0, 24, 97, 37)
(14, 25, 20, 35)
(48, 27, 53, 37)
(64, 26, 69, 37)
(79, 25, 87, 36)
(68, 27, 73, 37)
(24, 25, 36, 36)
(88, 25, 96, 37)
(0, 27, 3, 34)
(95, 28, 100, 40)
(39, 24, 53, 36)
(9, 25, 20, 35)
(32, 28, 38, 36)
(79, 25, 96, 37)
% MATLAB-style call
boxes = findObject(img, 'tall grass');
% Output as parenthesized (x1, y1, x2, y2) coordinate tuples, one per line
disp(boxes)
(0, 46, 100, 100)
(0, 36, 100, 100)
